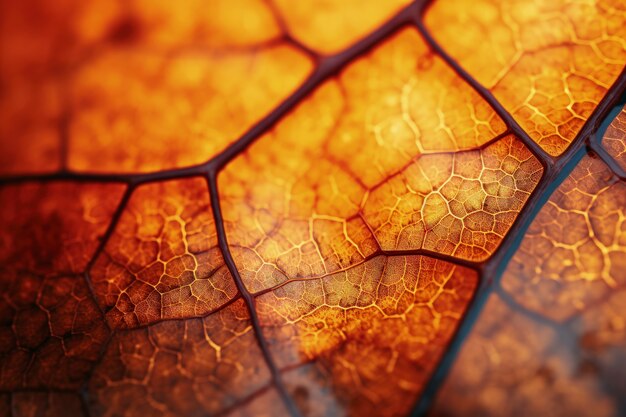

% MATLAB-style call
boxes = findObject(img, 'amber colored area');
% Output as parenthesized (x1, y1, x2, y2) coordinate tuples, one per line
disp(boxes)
(69, 45, 310, 173)
(91, 178, 236, 329)
(602, 104, 626, 170)
(220, 29, 539, 293)
(1, 0, 626, 417)
(322, 28, 506, 188)
(431, 155, 626, 417)
(363, 136, 541, 259)
(425, 0, 626, 156)
(0, 0, 312, 174)
(271, 0, 411, 53)
(256, 256, 477, 417)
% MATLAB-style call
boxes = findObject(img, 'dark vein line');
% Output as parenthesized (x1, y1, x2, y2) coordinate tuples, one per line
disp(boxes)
(3, 0, 625, 415)
(211, 0, 424, 170)
(83, 184, 135, 310)
(206, 172, 303, 417)
(0, 1, 422, 187)
(0, 3, 429, 415)
(494, 286, 565, 330)
(76, 184, 135, 417)
(413, 68, 626, 416)
(213, 384, 274, 417)
(588, 139, 626, 180)
(411, 14, 553, 170)
(0, 171, 133, 186)
(587, 95, 626, 180)
(366, 129, 514, 193)
(88, 185, 133, 275)
(78, 390, 91, 417)
(0, 164, 208, 186)
(114, 296, 242, 333)
(261, 0, 321, 61)
(412, 266, 483, 416)
(253, 248, 482, 298)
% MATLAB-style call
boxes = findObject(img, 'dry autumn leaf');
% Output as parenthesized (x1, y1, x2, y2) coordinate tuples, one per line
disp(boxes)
(0, 1, 625, 417)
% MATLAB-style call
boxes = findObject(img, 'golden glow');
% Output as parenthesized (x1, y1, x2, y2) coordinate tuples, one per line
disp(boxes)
(426, 0, 626, 156)
(0, 0, 312, 174)
(90, 178, 236, 328)
(362, 135, 542, 259)
(0, 0, 625, 416)
(69, 45, 310, 173)
(220, 30, 540, 295)
(256, 256, 477, 417)
(271, 0, 411, 53)
(67, 0, 313, 173)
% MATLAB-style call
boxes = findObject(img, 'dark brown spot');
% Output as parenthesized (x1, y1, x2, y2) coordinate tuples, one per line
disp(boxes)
(107, 16, 141, 44)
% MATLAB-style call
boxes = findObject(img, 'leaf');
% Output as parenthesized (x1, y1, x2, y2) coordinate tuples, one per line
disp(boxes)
(430, 137, 626, 417)
(0, 0, 625, 416)
(425, 0, 626, 156)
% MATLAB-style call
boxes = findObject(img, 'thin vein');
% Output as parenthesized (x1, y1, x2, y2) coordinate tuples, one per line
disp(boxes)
(412, 65, 626, 417)
(411, 13, 554, 170)
(206, 172, 303, 417)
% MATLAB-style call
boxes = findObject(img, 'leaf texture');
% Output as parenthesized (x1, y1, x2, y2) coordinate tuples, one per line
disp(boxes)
(430, 118, 626, 417)
(0, 0, 625, 416)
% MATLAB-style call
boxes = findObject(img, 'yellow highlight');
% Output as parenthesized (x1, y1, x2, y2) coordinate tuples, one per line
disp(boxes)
(426, 0, 626, 156)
